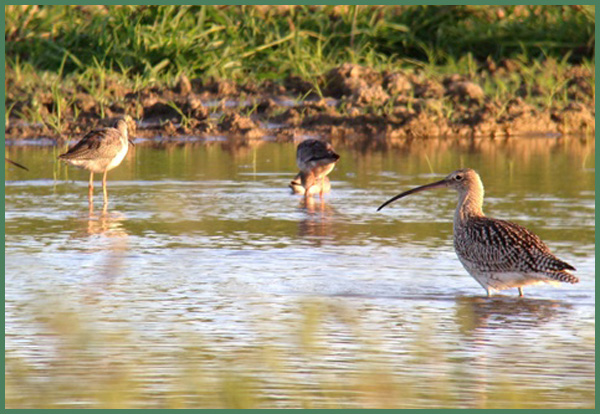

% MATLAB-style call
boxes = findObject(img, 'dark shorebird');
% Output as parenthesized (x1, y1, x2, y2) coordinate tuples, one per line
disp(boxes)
(377, 168, 579, 297)
(290, 139, 340, 197)
(59, 116, 134, 206)
(5, 158, 29, 171)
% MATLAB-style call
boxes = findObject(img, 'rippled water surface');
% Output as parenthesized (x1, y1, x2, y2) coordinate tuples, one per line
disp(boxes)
(5, 136, 595, 408)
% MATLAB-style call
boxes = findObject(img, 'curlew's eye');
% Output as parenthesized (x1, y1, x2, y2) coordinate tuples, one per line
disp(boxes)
(454, 174, 463, 181)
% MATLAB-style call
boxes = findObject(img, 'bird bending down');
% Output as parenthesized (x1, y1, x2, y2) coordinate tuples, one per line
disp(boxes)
(290, 139, 340, 197)
(377, 168, 578, 297)
(59, 116, 134, 207)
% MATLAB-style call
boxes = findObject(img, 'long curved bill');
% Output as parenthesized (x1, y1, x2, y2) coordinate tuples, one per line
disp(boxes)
(377, 178, 448, 211)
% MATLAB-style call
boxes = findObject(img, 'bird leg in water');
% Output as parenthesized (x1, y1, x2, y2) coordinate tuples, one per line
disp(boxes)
(102, 170, 109, 205)
(88, 172, 94, 199)
(302, 171, 316, 199)
(88, 172, 94, 214)
(319, 177, 325, 198)
(518, 287, 524, 297)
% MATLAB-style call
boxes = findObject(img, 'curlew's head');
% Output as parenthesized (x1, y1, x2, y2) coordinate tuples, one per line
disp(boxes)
(443, 169, 484, 194)
(377, 168, 484, 211)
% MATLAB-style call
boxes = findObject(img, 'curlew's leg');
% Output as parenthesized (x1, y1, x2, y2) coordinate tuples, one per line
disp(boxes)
(102, 170, 109, 206)
(518, 287, 524, 297)
(88, 172, 95, 210)
(486, 289, 492, 297)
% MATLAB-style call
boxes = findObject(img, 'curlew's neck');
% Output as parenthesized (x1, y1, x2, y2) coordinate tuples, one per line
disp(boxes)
(453, 180, 485, 228)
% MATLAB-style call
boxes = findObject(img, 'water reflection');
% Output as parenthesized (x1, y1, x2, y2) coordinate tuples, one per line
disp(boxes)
(79, 208, 130, 303)
(297, 197, 336, 241)
(83, 209, 129, 238)
(455, 296, 569, 334)
(452, 294, 576, 408)
(4, 135, 595, 409)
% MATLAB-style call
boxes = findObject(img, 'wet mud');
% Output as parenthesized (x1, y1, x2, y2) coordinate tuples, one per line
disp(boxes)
(5, 61, 595, 142)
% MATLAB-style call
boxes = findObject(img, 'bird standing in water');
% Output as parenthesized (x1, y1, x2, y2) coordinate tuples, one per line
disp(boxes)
(377, 168, 578, 296)
(290, 139, 340, 197)
(59, 116, 134, 208)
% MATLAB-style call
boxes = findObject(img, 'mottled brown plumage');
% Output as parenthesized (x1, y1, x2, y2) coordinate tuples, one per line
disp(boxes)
(290, 139, 340, 197)
(59, 117, 133, 206)
(378, 168, 578, 296)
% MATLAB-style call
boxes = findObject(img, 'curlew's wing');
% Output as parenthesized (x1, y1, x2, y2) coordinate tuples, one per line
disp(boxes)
(59, 127, 123, 161)
(457, 217, 576, 280)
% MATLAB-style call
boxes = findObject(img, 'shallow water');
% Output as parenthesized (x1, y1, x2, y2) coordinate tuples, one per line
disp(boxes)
(5, 135, 595, 408)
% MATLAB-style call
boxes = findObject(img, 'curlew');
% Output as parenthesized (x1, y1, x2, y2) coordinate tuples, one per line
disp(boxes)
(59, 116, 134, 206)
(377, 168, 578, 297)
(290, 139, 340, 197)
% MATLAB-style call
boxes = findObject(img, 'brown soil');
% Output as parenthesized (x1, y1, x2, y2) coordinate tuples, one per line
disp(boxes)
(5, 62, 595, 142)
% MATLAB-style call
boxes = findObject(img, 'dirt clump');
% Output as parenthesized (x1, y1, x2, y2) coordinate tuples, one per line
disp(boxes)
(186, 96, 209, 120)
(444, 77, 486, 102)
(552, 103, 595, 134)
(383, 72, 412, 96)
(284, 75, 314, 96)
(143, 102, 181, 120)
(413, 78, 445, 99)
(323, 64, 382, 98)
(174, 74, 193, 95)
(219, 113, 264, 138)
(352, 84, 390, 106)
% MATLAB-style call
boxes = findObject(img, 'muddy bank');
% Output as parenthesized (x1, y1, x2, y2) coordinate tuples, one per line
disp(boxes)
(5, 62, 595, 142)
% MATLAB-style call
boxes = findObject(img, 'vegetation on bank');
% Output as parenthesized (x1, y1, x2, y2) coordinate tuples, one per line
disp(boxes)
(4, 5, 595, 139)
(6, 5, 595, 79)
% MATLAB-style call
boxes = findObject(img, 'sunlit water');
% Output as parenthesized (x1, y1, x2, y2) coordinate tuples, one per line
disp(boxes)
(5, 135, 595, 408)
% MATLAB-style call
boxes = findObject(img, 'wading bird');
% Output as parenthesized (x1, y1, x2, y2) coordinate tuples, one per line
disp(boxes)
(377, 168, 578, 296)
(59, 116, 134, 207)
(290, 139, 340, 197)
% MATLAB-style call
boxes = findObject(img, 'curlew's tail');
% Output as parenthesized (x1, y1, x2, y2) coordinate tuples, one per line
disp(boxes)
(547, 270, 579, 284)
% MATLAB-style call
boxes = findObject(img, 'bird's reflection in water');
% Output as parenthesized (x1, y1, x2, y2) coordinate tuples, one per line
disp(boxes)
(455, 295, 569, 334)
(78, 206, 130, 302)
(85, 205, 129, 238)
(297, 196, 336, 241)
(452, 295, 571, 408)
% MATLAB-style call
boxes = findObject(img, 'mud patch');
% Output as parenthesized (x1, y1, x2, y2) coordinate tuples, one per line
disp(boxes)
(4, 62, 595, 141)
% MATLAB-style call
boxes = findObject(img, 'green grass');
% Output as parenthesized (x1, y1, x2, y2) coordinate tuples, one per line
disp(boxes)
(5, 6, 595, 79)
(4, 5, 595, 134)
(6, 5, 594, 82)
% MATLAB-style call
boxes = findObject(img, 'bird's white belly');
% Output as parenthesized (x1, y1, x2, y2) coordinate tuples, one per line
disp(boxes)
(106, 142, 129, 171)
(64, 142, 128, 173)
(457, 256, 558, 291)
